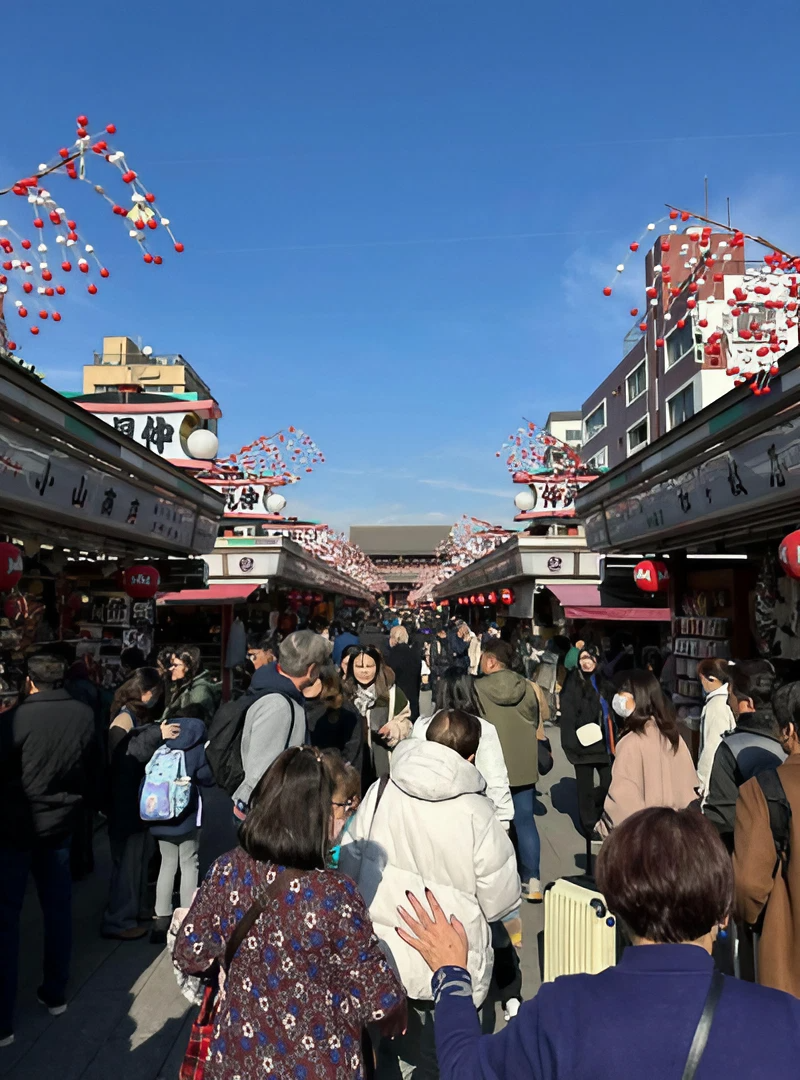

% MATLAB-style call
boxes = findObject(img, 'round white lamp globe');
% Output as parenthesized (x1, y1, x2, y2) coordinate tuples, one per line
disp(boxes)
(186, 428, 219, 460)
(265, 492, 287, 514)
(514, 488, 536, 512)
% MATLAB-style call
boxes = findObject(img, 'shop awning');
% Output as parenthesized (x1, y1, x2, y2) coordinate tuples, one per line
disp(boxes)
(547, 583, 671, 622)
(157, 584, 261, 606)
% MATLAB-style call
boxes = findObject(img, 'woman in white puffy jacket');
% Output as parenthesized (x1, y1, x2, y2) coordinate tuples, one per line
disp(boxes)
(697, 657, 736, 796)
(340, 709, 520, 1078)
(413, 669, 514, 828)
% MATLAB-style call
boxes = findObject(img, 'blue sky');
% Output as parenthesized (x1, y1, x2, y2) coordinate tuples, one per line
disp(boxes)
(3, 0, 800, 531)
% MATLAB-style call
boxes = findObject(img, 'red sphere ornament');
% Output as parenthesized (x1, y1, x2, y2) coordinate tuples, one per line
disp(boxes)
(22, 283, 32, 294)
(18, 307, 27, 318)
(100, 268, 110, 278)
(630, 242, 639, 252)
(121, 170, 137, 184)
(153, 255, 163, 265)
(779, 531, 800, 579)
(106, 123, 117, 134)
(52, 312, 61, 321)
(6, 341, 15, 351)
(656, 337, 665, 347)
(38, 310, 48, 319)
(174, 242, 185, 253)
(87, 284, 98, 295)
(145, 193, 156, 203)
(488, 591, 498, 605)
(0, 543, 24, 591)
(477, 594, 486, 606)
(686, 299, 697, 309)
(30, 327, 39, 335)
(49, 210, 61, 225)
(61, 261, 72, 272)
(639, 322, 648, 331)
(56, 285, 66, 295)
(143, 253, 153, 264)
(602, 287, 612, 297)
(500, 587, 514, 606)
(123, 564, 161, 599)
(45, 287, 54, 296)
(58, 148, 70, 159)
(630, 308, 638, 317)
(669, 209, 679, 219)
(634, 559, 669, 593)
(20, 239, 31, 250)
(42, 269, 52, 281)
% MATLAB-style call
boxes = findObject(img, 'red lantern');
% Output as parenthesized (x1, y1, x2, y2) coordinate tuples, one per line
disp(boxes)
(470, 595, 477, 605)
(488, 591, 498, 605)
(779, 531, 800, 579)
(500, 588, 514, 605)
(440, 599, 449, 606)
(0, 543, 23, 591)
(313, 592, 324, 603)
(633, 560, 669, 593)
(122, 564, 160, 599)
(477, 593, 486, 605)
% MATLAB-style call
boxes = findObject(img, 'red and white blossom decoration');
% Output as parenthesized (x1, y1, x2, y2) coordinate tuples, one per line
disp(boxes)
(300, 529, 389, 594)
(204, 428, 326, 487)
(497, 420, 588, 481)
(0, 113, 183, 352)
(408, 517, 513, 602)
(601, 205, 800, 395)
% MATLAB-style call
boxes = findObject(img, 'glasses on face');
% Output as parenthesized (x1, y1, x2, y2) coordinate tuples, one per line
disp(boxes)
(332, 797, 355, 810)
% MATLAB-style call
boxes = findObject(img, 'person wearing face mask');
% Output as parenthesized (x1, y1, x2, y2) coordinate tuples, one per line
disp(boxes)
(559, 646, 616, 839)
(597, 670, 699, 836)
(696, 658, 736, 797)
(342, 645, 412, 781)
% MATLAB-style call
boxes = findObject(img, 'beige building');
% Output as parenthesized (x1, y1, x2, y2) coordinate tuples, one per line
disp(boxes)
(83, 336, 212, 398)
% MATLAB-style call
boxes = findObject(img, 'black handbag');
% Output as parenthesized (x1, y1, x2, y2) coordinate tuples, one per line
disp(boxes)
(537, 735, 554, 776)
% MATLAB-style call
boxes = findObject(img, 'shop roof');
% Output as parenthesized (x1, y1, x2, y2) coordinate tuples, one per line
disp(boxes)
(546, 583, 671, 621)
(348, 525, 452, 556)
(157, 584, 261, 605)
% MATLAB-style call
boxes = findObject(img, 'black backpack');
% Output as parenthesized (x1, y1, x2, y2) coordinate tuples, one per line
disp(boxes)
(206, 686, 274, 797)
(755, 768, 793, 879)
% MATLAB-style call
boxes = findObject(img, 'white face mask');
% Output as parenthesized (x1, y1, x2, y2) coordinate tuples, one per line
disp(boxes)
(612, 693, 634, 719)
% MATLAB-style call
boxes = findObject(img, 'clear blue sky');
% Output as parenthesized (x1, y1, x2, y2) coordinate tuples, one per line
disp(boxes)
(3, 0, 800, 531)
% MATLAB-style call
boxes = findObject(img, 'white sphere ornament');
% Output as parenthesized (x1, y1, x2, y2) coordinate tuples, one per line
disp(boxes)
(647, 223, 656, 230)
(142, 346, 153, 356)
(186, 428, 219, 460)
(616, 264, 625, 273)
(266, 492, 287, 514)
(514, 487, 536, 512)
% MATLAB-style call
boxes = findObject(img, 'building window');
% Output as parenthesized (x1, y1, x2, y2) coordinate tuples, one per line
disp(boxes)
(668, 382, 695, 429)
(626, 361, 647, 404)
(585, 402, 606, 441)
(586, 446, 607, 470)
(666, 321, 695, 369)
(627, 416, 649, 455)
(565, 429, 582, 442)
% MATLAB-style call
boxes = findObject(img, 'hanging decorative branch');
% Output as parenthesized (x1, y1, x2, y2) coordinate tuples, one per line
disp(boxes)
(203, 428, 326, 486)
(299, 529, 389, 594)
(408, 516, 513, 602)
(496, 420, 587, 480)
(600, 205, 800, 395)
(0, 113, 183, 353)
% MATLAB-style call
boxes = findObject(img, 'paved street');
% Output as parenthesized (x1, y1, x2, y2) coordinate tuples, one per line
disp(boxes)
(0, 721, 583, 1078)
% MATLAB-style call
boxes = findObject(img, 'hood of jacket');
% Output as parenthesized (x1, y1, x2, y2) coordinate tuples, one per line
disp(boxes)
(249, 661, 306, 705)
(389, 738, 486, 802)
(169, 716, 207, 750)
(476, 668, 528, 707)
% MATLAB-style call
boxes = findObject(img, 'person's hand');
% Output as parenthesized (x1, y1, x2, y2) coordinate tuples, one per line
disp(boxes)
(377, 997, 408, 1039)
(396, 889, 469, 973)
(160, 722, 181, 740)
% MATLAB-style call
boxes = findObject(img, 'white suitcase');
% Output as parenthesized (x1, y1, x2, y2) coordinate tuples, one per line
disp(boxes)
(543, 876, 618, 982)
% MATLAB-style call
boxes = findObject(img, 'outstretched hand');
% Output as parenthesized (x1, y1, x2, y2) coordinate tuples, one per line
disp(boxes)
(396, 889, 469, 973)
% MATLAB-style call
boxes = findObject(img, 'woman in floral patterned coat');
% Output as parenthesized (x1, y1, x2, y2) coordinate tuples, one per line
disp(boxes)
(174, 746, 405, 1080)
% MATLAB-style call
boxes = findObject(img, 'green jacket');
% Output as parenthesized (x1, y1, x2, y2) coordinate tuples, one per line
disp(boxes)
(162, 670, 220, 724)
(475, 669, 540, 787)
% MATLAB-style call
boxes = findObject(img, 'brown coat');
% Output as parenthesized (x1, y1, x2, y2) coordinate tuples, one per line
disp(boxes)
(733, 755, 800, 998)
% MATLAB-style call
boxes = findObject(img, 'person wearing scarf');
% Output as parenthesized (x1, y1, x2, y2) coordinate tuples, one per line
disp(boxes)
(342, 646, 412, 785)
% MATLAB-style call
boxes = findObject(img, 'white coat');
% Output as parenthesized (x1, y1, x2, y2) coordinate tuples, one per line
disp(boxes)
(339, 738, 520, 1006)
(697, 684, 735, 797)
(412, 710, 514, 828)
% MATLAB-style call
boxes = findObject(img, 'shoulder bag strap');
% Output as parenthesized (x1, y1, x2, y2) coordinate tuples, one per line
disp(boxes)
(367, 775, 390, 842)
(222, 866, 298, 971)
(681, 970, 725, 1080)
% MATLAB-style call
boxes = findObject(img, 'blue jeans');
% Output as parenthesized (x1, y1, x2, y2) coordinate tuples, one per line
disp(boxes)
(511, 784, 541, 882)
(0, 840, 72, 1033)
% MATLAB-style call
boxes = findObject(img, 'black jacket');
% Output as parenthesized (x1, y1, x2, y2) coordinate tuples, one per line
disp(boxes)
(429, 637, 452, 678)
(107, 715, 163, 842)
(384, 643, 422, 720)
(559, 668, 614, 767)
(703, 717, 786, 851)
(306, 700, 364, 776)
(0, 689, 100, 848)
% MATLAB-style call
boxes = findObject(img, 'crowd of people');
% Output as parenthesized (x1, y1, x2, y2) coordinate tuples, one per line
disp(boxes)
(1, 610, 800, 1077)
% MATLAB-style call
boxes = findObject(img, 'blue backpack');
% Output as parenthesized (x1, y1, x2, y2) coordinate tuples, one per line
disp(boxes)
(139, 745, 192, 822)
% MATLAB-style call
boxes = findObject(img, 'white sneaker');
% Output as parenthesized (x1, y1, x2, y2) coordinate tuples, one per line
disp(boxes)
(524, 877, 543, 903)
(503, 997, 521, 1022)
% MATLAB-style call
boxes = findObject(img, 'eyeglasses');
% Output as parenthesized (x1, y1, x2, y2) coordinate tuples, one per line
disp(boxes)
(332, 798, 355, 809)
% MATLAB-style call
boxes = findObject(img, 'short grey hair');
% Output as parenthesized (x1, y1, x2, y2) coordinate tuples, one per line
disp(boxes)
(389, 625, 409, 645)
(278, 630, 332, 676)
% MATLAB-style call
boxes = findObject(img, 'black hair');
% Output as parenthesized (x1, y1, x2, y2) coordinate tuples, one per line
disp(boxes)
(427, 708, 481, 760)
(482, 638, 515, 668)
(434, 668, 480, 714)
(239, 746, 333, 870)
(618, 669, 681, 752)
(120, 646, 147, 674)
(247, 631, 278, 654)
(342, 645, 392, 698)
(26, 653, 67, 691)
(171, 645, 202, 682)
(110, 668, 163, 724)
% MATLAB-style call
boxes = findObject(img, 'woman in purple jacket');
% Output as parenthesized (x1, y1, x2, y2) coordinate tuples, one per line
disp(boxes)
(396, 807, 800, 1080)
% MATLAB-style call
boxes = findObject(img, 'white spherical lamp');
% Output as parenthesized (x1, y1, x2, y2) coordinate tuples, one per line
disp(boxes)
(265, 492, 287, 514)
(186, 428, 219, 460)
(514, 487, 536, 512)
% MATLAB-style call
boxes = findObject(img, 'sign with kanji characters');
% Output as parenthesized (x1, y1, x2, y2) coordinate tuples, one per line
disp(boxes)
(108, 412, 182, 457)
(516, 476, 596, 517)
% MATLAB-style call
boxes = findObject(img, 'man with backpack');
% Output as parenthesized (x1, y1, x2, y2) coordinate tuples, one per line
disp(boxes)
(207, 630, 331, 820)
(734, 681, 800, 997)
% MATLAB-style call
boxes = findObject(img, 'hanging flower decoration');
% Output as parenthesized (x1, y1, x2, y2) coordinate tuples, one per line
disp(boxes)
(0, 113, 183, 352)
(299, 529, 389, 595)
(203, 428, 325, 487)
(600, 205, 800, 395)
(408, 516, 513, 603)
(496, 419, 588, 481)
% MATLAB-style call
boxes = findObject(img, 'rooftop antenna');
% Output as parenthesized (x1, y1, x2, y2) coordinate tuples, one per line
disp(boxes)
(704, 176, 709, 219)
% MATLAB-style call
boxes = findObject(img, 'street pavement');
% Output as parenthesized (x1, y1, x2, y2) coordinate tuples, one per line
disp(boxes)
(0, 713, 583, 1078)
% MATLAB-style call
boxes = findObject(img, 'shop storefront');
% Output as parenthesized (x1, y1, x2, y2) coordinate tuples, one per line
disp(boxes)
(0, 356, 224, 685)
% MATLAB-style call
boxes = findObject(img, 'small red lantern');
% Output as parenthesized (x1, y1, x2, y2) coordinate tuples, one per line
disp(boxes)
(477, 593, 486, 605)
(122, 564, 160, 599)
(779, 531, 800, 579)
(633, 560, 669, 593)
(487, 591, 498, 605)
(470, 595, 477, 605)
(440, 598, 449, 606)
(0, 543, 24, 591)
(303, 592, 314, 603)
(313, 592, 324, 603)
(500, 588, 514, 605)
